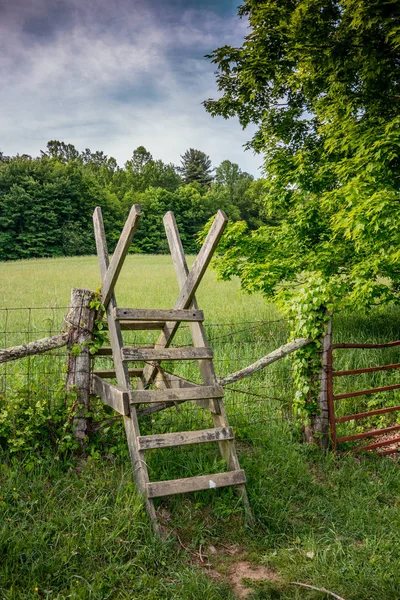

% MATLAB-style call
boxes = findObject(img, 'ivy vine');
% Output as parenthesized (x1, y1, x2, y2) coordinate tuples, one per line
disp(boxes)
(277, 275, 342, 419)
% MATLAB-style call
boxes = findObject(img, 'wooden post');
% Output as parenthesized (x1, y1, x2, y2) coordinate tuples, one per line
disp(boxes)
(312, 317, 332, 450)
(65, 288, 96, 446)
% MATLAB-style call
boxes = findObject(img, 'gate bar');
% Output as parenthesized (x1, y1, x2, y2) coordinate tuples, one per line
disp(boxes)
(335, 404, 400, 423)
(337, 423, 400, 443)
(334, 383, 400, 401)
(356, 435, 400, 453)
(333, 362, 400, 377)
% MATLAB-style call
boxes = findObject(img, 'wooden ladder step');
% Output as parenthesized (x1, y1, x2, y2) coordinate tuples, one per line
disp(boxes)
(94, 368, 143, 379)
(103, 320, 166, 331)
(96, 345, 154, 356)
(147, 469, 246, 498)
(130, 385, 223, 404)
(138, 427, 234, 450)
(122, 346, 213, 362)
(115, 308, 204, 322)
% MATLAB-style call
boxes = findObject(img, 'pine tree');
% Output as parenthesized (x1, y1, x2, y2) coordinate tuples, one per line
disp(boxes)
(178, 149, 213, 186)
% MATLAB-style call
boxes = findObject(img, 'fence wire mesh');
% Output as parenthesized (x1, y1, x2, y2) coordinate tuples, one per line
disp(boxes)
(0, 306, 295, 448)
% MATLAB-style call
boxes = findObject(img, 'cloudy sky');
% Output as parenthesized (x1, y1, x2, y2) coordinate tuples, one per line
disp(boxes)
(0, 0, 262, 175)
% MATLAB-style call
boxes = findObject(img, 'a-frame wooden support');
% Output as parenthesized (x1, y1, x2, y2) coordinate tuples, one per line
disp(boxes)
(92, 204, 252, 531)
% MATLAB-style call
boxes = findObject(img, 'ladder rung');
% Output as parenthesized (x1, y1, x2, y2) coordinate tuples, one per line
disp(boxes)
(138, 427, 234, 450)
(93, 368, 143, 379)
(130, 385, 223, 404)
(115, 308, 204, 322)
(96, 345, 153, 356)
(102, 320, 166, 330)
(122, 347, 213, 362)
(95, 346, 113, 356)
(147, 469, 246, 498)
(120, 321, 166, 330)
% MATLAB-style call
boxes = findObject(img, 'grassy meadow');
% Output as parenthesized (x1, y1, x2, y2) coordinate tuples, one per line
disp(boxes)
(1, 254, 400, 599)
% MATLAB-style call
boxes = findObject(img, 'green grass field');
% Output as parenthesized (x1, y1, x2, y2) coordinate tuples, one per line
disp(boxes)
(1, 255, 400, 599)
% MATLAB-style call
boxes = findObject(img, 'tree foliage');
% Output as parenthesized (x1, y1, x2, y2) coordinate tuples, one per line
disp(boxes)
(178, 148, 214, 186)
(0, 143, 262, 260)
(203, 0, 400, 421)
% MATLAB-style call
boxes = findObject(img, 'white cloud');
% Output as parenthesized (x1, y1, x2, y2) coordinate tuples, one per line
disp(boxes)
(0, 0, 262, 175)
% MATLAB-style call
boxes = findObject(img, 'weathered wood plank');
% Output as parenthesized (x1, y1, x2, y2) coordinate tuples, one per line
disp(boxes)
(163, 211, 253, 525)
(155, 371, 200, 389)
(138, 427, 234, 450)
(136, 373, 199, 417)
(119, 321, 166, 331)
(130, 385, 224, 404)
(163, 210, 221, 413)
(122, 346, 213, 361)
(96, 345, 154, 356)
(93, 368, 143, 378)
(91, 374, 130, 416)
(147, 469, 246, 498)
(114, 308, 204, 322)
(94, 346, 113, 356)
(102, 320, 166, 331)
(100, 205, 141, 308)
(141, 210, 228, 387)
(93, 206, 159, 531)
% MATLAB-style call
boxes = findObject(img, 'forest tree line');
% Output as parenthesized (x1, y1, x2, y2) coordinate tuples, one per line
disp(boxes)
(0, 142, 263, 260)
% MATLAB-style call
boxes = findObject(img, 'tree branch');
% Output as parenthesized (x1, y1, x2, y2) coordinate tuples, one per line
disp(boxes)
(217, 338, 312, 386)
(290, 582, 347, 600)
(0, 333, 69, 364)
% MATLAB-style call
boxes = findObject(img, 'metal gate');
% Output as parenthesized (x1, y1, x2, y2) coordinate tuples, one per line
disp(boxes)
(327, 340, 400, 455)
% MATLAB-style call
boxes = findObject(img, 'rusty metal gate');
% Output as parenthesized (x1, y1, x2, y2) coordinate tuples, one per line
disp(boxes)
(327, 340, 400, 455)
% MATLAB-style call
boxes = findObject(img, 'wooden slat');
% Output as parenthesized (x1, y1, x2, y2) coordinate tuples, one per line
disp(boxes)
(102, 320, 166, 331)
(130, 385, 224, 404)
(93, 368, 143, 379)
(115, 308, 204, 322)
(147, 469, 246, 498)
(119, 321, 166, 331)
(155, 371, 200, 389)
(101, 205, 141, 308)
(95, 346, 113, 356)
(93, 206, 159, 530)
(141, 210, 228, 387)
(96, 345, 153, 356)
(138, 426, 234, 450)
(137, 373, 201, 418)
(163, 212, 253, 525)
(122, 346, 213, 361)
(91, 374, 130, 416)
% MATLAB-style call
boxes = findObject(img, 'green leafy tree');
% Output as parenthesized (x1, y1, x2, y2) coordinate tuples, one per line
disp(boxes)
(124, 146, 181, 194)
(130, 183, 217, 254)
(213, 160, 262, 227)
(178, 149, 214, 186)
(0, 156, 122, 259)
(203, 0, 400, 441)
(42, 140, 80, 163)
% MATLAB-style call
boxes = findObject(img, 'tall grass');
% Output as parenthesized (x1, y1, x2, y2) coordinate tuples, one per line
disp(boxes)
(1, 255, 400, 599)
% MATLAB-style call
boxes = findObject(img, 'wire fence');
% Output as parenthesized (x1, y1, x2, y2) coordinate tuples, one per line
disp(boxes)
(0, 306, 296, 446)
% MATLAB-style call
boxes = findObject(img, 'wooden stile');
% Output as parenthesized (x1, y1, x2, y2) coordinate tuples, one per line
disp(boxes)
(91, 205, 252, 532)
